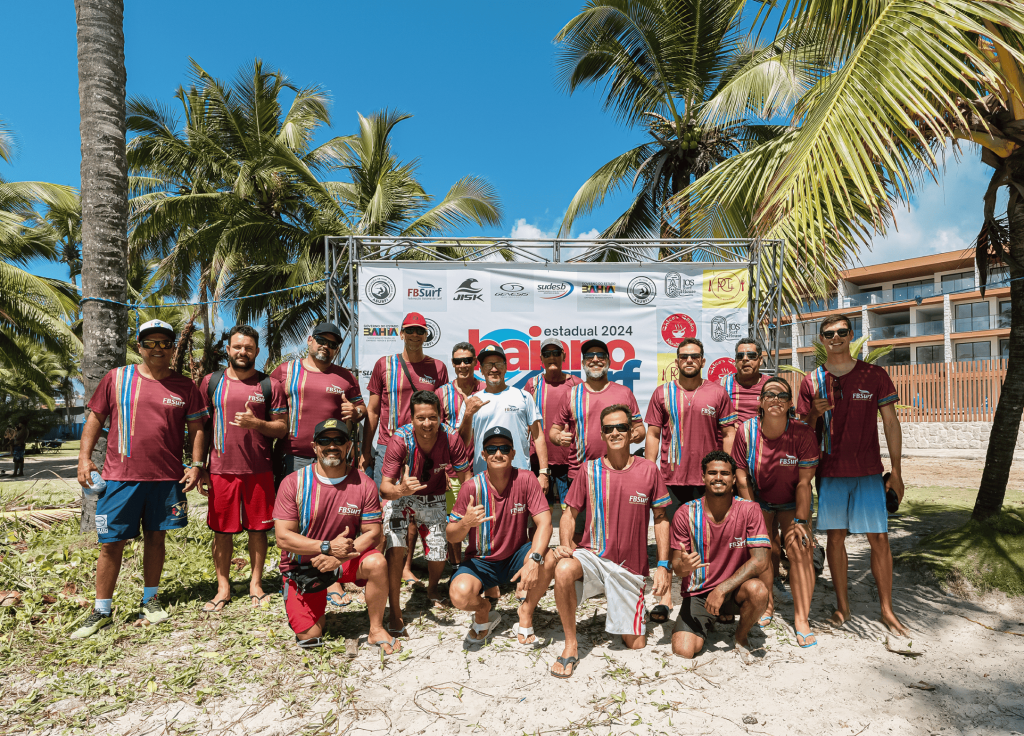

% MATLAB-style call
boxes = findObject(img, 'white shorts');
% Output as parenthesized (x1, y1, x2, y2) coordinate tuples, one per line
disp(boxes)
(382, 494, 448, 562)
(573, 548, 647, 636)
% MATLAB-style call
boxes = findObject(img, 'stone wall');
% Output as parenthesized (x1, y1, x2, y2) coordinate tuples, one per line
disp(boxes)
(877, 421, 1024, 451)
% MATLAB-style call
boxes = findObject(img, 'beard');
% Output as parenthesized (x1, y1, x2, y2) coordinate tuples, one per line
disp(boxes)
(585, 366, 608, 380)
(229, 354, 253, 371)
(320, 455, 342, 467)
(310, 346, 331, 362)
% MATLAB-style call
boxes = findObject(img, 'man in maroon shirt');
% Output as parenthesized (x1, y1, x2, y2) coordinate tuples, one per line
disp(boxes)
(797, 315, 907, 636)
(447, 426, 556, 646)
(525, 337, 582, 505)
(550, 405, 672, 678)
(73, 319, 209, 639)
(274, 419, 397, 654)
(720, 339, 771, 422)
(199, 325, 289, 612)
(380, 391, 471, 633)
(671, 450, 770, 664)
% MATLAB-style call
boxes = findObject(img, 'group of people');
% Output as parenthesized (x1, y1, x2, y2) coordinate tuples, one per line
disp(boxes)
(72, 310, 908, 676)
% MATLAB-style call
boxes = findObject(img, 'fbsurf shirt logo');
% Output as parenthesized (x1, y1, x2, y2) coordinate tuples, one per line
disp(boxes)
(852, 389, 873, 401)
(728, 536, 746, 549)
(780, 454, 798, 466)
(163, 394, 186, 408)
(339, 504, 361, 516)
(700, 405, 717, 417)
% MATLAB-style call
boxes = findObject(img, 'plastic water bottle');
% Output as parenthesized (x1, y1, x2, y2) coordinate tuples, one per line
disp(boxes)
(83, 471, 106, 498)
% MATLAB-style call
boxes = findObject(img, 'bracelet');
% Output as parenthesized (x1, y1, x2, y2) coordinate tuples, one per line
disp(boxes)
(793, 518, 808, 525)
(656, 560, 671, 569)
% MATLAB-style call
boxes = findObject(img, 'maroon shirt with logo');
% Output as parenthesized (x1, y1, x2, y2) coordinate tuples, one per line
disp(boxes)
(88, 366, 209, 482)
(796, 361, 899, 478)
(671, 497, 771, 597)
(731, 418, 819, 505)
(565, 457, 670, 577)
(367, 355, 449, 446)
(524, 372, 583, 466)
(554, 382, 642, 480)
(274, 466, 382, 574)
(449, 468, 548, 561)
(200, 372, 288, 475)
(645, 381, 738, 486)
(720, 373, 770, 423)
(381, 424, 471, 496)
(270, 360, 364, 458)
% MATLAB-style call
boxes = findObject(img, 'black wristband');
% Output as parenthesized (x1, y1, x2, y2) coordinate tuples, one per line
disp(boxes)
(793, 518, 808, 525)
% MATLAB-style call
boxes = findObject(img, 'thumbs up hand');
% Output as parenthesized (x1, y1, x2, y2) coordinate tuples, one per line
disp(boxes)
(330, 525, 357, 559)
(230, 401, 260, 429)
(463, 494, 495, 528)
(340, 393, 355, 421)
(401, 465, 427, 497)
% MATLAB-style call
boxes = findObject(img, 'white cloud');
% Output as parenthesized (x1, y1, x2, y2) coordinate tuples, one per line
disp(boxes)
(509, 218, 556, 240)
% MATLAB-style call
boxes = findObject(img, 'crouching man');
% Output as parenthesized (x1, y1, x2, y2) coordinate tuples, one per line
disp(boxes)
(274, 419, 400, 654)
(671, 450, 770, 664)
(447, 427, 556, 646)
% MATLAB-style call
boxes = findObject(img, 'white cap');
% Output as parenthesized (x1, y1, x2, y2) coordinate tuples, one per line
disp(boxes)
(138, 319, 176, 340)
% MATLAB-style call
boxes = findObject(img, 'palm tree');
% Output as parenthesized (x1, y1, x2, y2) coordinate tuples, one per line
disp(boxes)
(76, 0, 129, 531)
(679, 0, 1024, 520)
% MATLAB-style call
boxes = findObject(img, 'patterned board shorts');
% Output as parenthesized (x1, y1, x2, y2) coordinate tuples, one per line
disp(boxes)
(382, 493, 448, 562)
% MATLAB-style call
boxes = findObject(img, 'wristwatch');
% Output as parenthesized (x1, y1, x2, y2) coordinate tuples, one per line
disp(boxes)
(529, 552, 543, 564)
(320, 540, 331, 555)
(793, 518, 808, 525)
(656, 560, 671, 570)
(538, 468, 551, 476)
(191, 460, 205, 469)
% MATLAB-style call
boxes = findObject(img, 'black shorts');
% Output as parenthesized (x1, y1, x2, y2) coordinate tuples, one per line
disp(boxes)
(674, 591, 743, 639)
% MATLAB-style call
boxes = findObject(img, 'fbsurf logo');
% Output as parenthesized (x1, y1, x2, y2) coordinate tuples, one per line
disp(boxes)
(408, 281, 442, 299)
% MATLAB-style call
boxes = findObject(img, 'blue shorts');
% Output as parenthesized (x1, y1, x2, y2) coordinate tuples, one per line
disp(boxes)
(816, 475, 887, 534)
(94, 480, 189, 543)
(453, 542, 532, 590)
(757, 497, 796, 513)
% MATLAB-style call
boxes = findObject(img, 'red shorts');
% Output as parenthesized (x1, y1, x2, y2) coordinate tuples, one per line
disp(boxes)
(282, 548, 382, 634)
(208, 472, 276, 533)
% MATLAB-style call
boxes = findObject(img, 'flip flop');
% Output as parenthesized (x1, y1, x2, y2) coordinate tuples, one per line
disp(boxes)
(512, 623, 538, 647)
(464, 612, 501, 645)
(551, 655, 579, 679)
(326, 591, 353, 609)
(795, 630, 817, 648)
(388, 624, 408, 636)
(202, 598, 230, 613)
(371, 636, 400, 655)
(250, 593, 272, 607)
(649, 604, 670, 624)
(757, 613, 774, 628)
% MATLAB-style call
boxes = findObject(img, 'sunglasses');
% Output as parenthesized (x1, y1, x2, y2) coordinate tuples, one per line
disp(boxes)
(820, 328, 851, 339)
(832, 376, 843, 400)
(140, 339, 174, 350)
(403, 326, 427, 336)
(480, 361, 506, 371)
(315, 435, 347, 447)
(452, 357, 474, 366)
(735, 351, 760, 360)
(418, 456, 434, 483)
(677, 353, 703, 362)
(601, 422, 631, 435)
(583, 352, 608, 361)
(541, 350, 563, 358)
(761, 391, 792, 402)
(482, 443, 513, 456)
(313, 334, 340, 349)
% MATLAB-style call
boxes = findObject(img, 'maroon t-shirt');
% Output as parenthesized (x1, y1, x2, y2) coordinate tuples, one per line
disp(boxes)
(645, 381, 738, 486)
(449, 468, 548, 561)
(524, 372, 583, 466)
(435, 379, 485, 431)
(720, 373, 770, 423)
(367, 355, 449, 445)
(88, 366, 209, 482)
(270, 360, 364, 458)
(796, 361, 899, 478)
(671, 497, 771, 597)
(200, 372, 288, 475)
(380, 424, 471, 496)
(565, 457, 670, 577)
(731, 418, 819, 505)
(554, 382, 642, 480)
(274, 466, 382, 575)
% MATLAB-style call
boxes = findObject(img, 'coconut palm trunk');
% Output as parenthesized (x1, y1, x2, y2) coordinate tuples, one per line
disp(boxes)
(76, 0, 129, 532)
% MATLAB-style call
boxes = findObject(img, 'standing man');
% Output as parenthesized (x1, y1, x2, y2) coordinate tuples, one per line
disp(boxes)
(670, 451, 770, 664)
(447, 427, 557, 646)
(72, 319, 208, 639)
(6, 421, 27, 477)
(797, 315, 907, 636)
(721, 339, 770, 422)
(199, 325, 289, 612)
(550, 405, 672, 678)
(274, 419, 398, 654)
(380, 391, 471, 632)
(524, 338, 582, 505)
(646, 337, 738, 619)
(458, 345, 549, 494)
(435, 342, 484, 432)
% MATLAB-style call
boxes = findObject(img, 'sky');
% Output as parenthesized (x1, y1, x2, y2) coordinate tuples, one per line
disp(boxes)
(0, 0, 994, 283)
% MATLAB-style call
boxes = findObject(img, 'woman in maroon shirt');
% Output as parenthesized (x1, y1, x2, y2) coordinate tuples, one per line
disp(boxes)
(732, 377, 819, 648)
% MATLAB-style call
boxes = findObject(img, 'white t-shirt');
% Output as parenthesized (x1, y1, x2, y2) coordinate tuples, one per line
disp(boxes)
(458, 385, 542, 474)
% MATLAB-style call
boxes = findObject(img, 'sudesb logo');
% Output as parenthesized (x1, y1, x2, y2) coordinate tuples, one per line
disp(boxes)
(538, 282, 573, 299)
(466, 325, 642, 391)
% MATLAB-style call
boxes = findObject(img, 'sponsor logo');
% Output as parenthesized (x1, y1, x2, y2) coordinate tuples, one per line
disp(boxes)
(363, 324, 399, 338)
(703, 269, 747, 308)
(339, 504, 360, 516)
(95, 514, 108, 534)
(170, 500, 188, 518)
(852, 389, 873, 401)
(495, 282, 529, 296)
(665, 272, 696, 298)
(163, 395, 186, 408)
(700, 405, 717, 417)
(711, 316, 747, 342)
(661, 314, 697, 347)
(326, 385, 347, 395)
(323, 419, 339, 429)
(780, 455, 798, 466)
(408, 281, 442, 299)
(420, 375, 437, 386)
(728, 537, 747, 549)
(707, 357, 736, 382)
(504, 405, 520, 412)
(629, 494, 649, 505)
(511, 502, 527, 515)
(365, 275, 396, 305)
(582, 282, 616, 295)
(453, 278, 483, 301)
(248, 393, 265, 403)
(424, 318, 441, 349)
(627, 276, 657, 305)
(538, 282, 574, 299)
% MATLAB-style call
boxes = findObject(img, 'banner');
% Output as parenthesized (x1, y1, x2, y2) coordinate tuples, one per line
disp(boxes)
(357, 263, 750, 419)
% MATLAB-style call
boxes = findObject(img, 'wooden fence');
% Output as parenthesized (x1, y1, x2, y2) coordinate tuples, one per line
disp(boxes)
(775, 360, 1009, 422)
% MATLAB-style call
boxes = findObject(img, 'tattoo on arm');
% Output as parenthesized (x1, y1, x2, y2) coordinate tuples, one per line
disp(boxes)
(716, 547, 769, 596)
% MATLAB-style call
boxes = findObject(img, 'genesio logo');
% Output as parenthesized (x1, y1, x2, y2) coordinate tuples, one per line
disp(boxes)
(495, 282, 528, 297)
(453, 278, 483, 301)
(538, 282, 573, 299)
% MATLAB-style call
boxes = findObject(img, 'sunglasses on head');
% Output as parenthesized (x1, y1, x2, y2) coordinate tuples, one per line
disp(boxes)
(541, 349, 563, 358)
(403, 326, 427, 336)
(482, 443, 513, 456)
(452, 357, 474, 366)
(601, 422, 631, 435)
(140, 339, 174, 350)
(677, 353, 703, 362)
(583, 351, 608, 361)
(313, 334, 340, 349)
(315, 435, 347, 447)
(735, 351, 760, 360)
(820, 328, 851, 339)
(761, 391, 792, 402)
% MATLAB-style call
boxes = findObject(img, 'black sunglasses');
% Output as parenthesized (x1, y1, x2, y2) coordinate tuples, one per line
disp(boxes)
(482, 443, 513, 456)
(452, 357, 474, 366)
(761, 391, 792, 402)
(677, 353, 703, 361)
(601, 422, 631, 435)
(820, 328, 851, 339)
(735, 351, 760, 360)
(315, 435, 347, 447)
(541, 349, 563, 358)
(313, 334, 340, 349)
(583, 351, 608, 361)
(140, 339, 174, 350)
(832, 376, 843, 400)
(404, 326, 427, 336)
(418, 456, 434, 483)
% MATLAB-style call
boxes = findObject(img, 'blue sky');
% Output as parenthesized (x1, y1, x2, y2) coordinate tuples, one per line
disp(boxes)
(0, 0, 991, 282)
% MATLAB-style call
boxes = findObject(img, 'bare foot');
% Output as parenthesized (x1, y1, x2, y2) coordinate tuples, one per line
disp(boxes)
(881, 611, 908, 636)
(827, 608, 849, 628)
(735, 642, 755, 665)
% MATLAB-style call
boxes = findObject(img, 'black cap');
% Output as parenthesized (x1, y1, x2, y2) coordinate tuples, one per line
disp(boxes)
(312, 418, 350, 443)
(481, 426, 514, 445)
(580, 338, 609, 355)
(312, 322, 342, 340)
(477, 344, 506, 362)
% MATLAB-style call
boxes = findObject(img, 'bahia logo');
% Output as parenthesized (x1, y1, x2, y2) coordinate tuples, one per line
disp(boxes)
(538, 282, 574, 299)
(583, 282, 616, 295)
(453, 278, 483, 301)
(408, 281, 442, 299)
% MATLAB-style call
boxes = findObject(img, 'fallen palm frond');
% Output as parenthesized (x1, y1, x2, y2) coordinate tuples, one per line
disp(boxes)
(0, 506, 80, 530)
